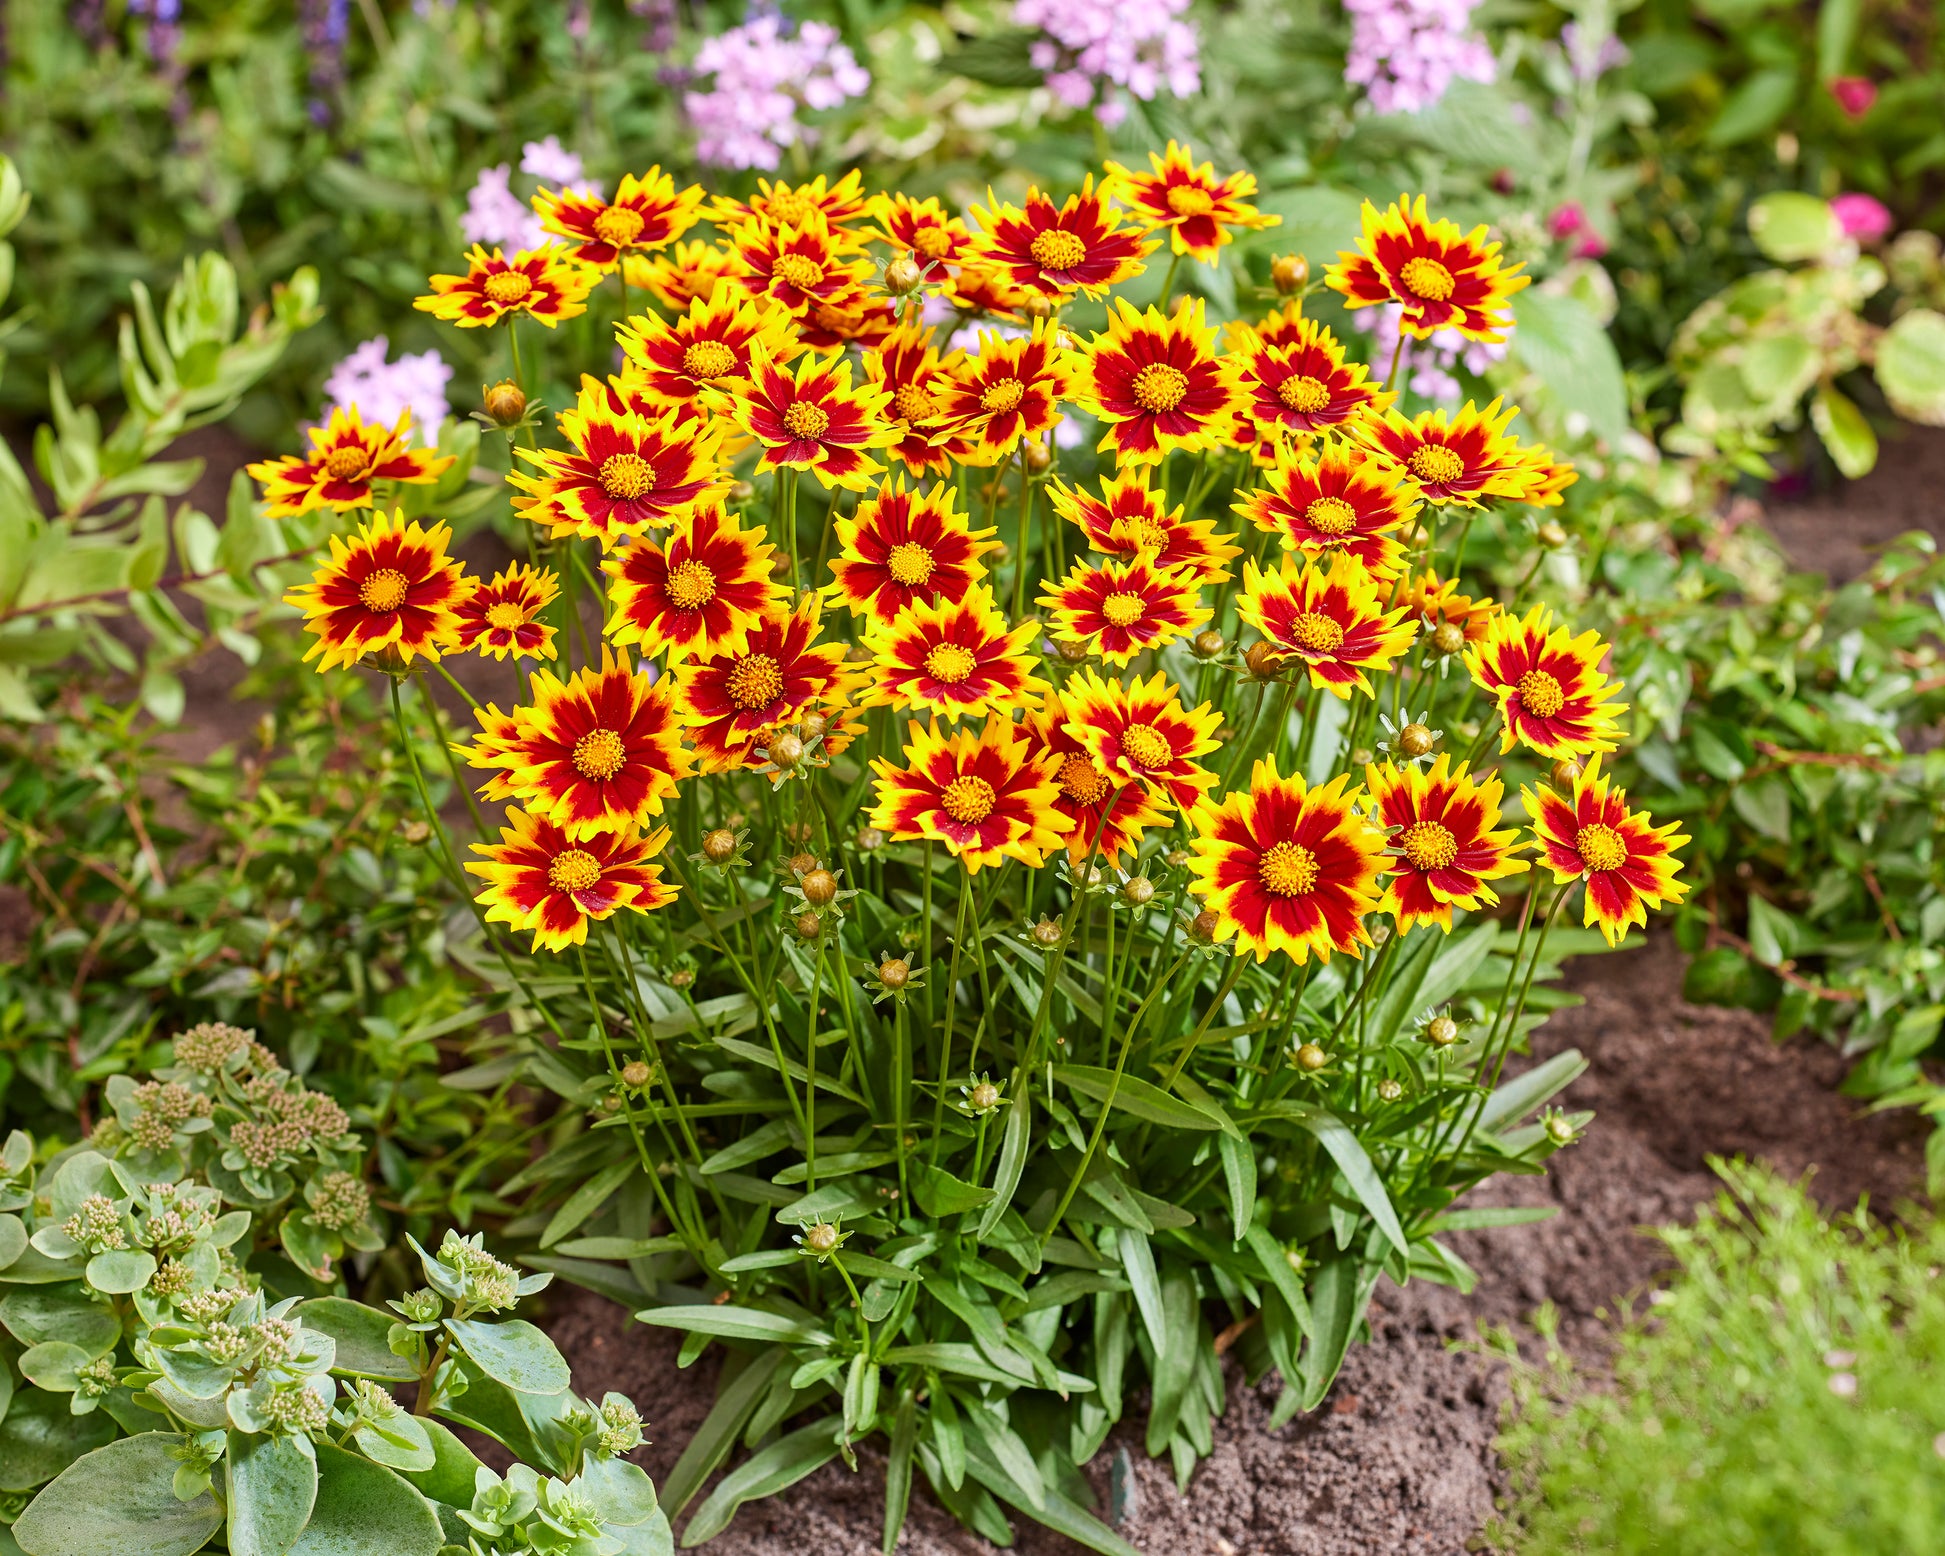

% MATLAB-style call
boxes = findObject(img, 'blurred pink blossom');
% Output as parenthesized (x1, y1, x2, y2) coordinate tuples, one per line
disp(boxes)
(1015, 0, 1200, 123)
(1828, 76, 1877, 119)
(1831, 192, 1893, 243)
(684, 14, 870, 170)
(321, 338, 453, 441)
(1343, 0, 1494, 116)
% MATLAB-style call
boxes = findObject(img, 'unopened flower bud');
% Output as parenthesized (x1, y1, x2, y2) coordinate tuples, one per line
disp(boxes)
(483, 379, 527, 425)
(785, 852, 817, 876)
(1425, 1015, 1459, 1047)
(1351, 747, 1374, 767)
(884, 254, 925, 295)
(1551, 758, 1583, 790)
(1537, 520, 1568, 549)
(1377, 1078, 1403, 1102)
(969, 1081, 1000, 1112)
(401, 820, 431, 844)
(1192, 629, 1226, 660)
(803, 1222, 839, 1253)
(878, 958, 910, 989)
(1030, 916, 1064, 948)
(1296, 1043, 1329, 1072)
(800, 712, 829, 740)
(1022, 293, 1054, 319)
(730, 479, 756, 504)
(801, 868, 838, 905)
(1057, 638, 1091, 664)
(1022, 437, 1052, 472)
(1188, 908, 1220, 943)
(668, 968, 695, 989)
(769, 732, 805, 769)
(1544, 1115, 1577, 1145)
(601, 1094, 623, 1112)
(1243, 641, 1285, 679)
(1399, 722, 1436, 758)
(1431, 621, 1467, 656)
(1123, 876, 1156, 907)
(621, 1060, 652, 1088)
(857, 826, 886, 852)
(1166, 848, 1189, 868)
(702, 828, 738, 863)
(1271, 253, 1309, 294)
(794, 911, 823, 941)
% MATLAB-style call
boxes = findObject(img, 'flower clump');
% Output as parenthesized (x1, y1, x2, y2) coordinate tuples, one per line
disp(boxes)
(683, 14, 871, 171)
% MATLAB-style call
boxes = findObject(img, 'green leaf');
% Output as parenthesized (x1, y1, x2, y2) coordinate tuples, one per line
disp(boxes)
(632, 1304, 831, 1347)
(288, 1444, 442, 1556)
(679, 1418, 844, 1546)
(960, 1430, 1139, 1556)
(352, 1409, 435, 1474)
(1268, 1108, 1406, 1253)
(1053, 1065, 1222, 1130)
(1115, 1227, 1167, 1358)
(1421, 1205, 1560, 1233)
(1877, 309, 1945, 427)
(301, 1299, 419, 1382)
(937, 30, 1042, 88)
(13, 1433, 222, 1556)
(443, 1319, 571, 1396)
(1747, 192, 1841, 263)
(976, 1098, 1031, 1237)
(659, 1350, 789, 1518)
(1218, 1133, 1257, 1243)
(1816, 0, 1861, 78)
(1297, 1254, 1382, 1411)
(911, 1163, 995, 1218)
(1811, 382, 1877, 477)
(0, 1212, 25, 1270)
(0, 1384, 118, 1490)
(18, 1342, 92, 1392)
(1745, 895, 1801, 968)
(540, 1158, 635, 1250)
(1510, 290, 1630, 450)
(577, 1453, 660, 1528)
(1477, 1050, 1588, 1134)
(227, 1431, 318, 1556)
(394, 1418, 483, 1508)
(1730, 774, 1794, 842)
(1707, 68, 1799, 147)
(882, 1392, 918, 1556)
(1682, 947, 1782, 1011)
(85, 1250, 156, 1294)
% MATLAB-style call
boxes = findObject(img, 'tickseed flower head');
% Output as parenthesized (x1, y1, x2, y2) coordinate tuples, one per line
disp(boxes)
(602, 501, 784, 662)
(857, 826, 886, 852)
(1524, 755, 1689, 947)
(1388, 571, 1499, 660)
(1551, 757, 1584, 790)
(453, 703, 527, 803)
(453, 562, 560, 662)
(1377, 1078, 1404, 1102)
(283, 510, 472, 673)
(868, 715, 1065, 873)
(712, 170, 873, 234)
(248, 406, 454, 519)
(1030, 916, 1066, 947)
(1073, 296, 1238, 466)
(935, 319, 1073, 469)
(860, 585, 1048, 721)
(1193, 629, 1228, 660)
(671, 600, 851, 771)
(534, 167, 706, 270)
(960, 1072, 1007, 1116)
(1040, 554, 1212, 667)
(794, 911, 824, 940)
(1050, 468, 1240, 585)
(1238, 551, 1418, 700)
(467, 810, 677, 953)
(624, 238, 742, 311)
(1242, 641, 1288, 680)
(616, 292, 799, 418)
(1295, 1042, 1330, 1072)
(416, 244, 596, 328)
(1236, 441, 1420, 580)
(884, 254, 925, 296)
(1542, 1109, 1580, 1146)
(1271, 253, 1310, 293)
(1325, 195, 1530, 343)
(827, 475, 998, 626)
(1424, 1013, 1461, 1047)
(725, 209, 873, 318)
(1366, 755, 1528, 931)
(1466, 603, 1629, 759)
(1123, 874, 1157, 907)
(1223, 314, 1391, 445)
(483, 379, 528, 425)
(735, 347, 899, 493)
(1024, 691, 1169, 867)
(1061, 667, 1223, 814)
(860, 322, 969, 481)
(1376, 708, 1442, 764)
(866, 953, 923, 1004)
(796, 1219, 847, 1259)
(1351, 398, 1555, 509)
(1107, 141, 1280, 261)
(863, 192, 973, 283)
(621, 1061, 653, 1088)
(970, 175, 1156, 300)
(1187, 757, 1387, 964)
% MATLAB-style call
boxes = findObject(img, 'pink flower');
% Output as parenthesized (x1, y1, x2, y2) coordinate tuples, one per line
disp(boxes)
(1548, 201, 1587, 240)
(1831, 192, 1893, 243)
(1829, 76, 1877, 118)
(1573, 233, 1609, 260)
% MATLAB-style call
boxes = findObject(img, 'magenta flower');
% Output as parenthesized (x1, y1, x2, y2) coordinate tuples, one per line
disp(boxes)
(1831, 192, 1893, 243)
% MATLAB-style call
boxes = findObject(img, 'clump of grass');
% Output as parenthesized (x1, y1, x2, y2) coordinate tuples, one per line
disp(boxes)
(1487, 1160, 1945, 1554)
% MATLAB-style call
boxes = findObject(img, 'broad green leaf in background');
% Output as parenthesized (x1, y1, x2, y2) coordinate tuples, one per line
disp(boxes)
(288, 1445, 442, 1556)
(13, 1433, 222, 1556)
(1876, 309, 1945, 426)
(1707, 68, 1799, 147)
(1510, 290, 1630, 450)
(1748, 192, 1843, 263)
(228, 1430, 319, 1556)
(443, 1319, 572, 1396)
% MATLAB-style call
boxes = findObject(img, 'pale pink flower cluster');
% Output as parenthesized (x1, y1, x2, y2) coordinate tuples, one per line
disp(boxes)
(1356, 305, 1507, 405)
(460, 139, 597, 253)
(322, 337, 454, 440)
(684, 15, 870, 171)
(1014, 0, 1199, 125)
(1343, 0, 1494, 116)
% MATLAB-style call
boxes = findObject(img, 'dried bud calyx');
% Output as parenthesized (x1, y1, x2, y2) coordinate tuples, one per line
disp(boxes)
(969, 1081, 1001, 1112)
(801, 868, 838, 905)
(785, 852, 817, 876)
(1022, 437, 1052, 472)
(701, 828, 739, 864)
(730, 479, 756, 504)
(1377, 1078, 1403, 1102)
(1056, 638, 1091, 664)
(1188, 908, 1221, 944)
(483, 379, 527, 425)
(1544, 1114, 1577, 1144)
(884, 254, 924, 295)
(878, 958, 911, 989)
(667, 968, 695, 988)
(1271, 253, 1310, 294)
(1399, 723, 1436, 758)
(1192, 629, 1227, 660)
(857, 826, 886, 852)
(1296, 1043, 1329, 1072)
(800, 712, 829, 740)
(803, 1221, 840, 1253)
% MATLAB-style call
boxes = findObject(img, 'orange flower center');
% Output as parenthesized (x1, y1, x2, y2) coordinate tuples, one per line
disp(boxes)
(1123, 517, 1170, 549)
(923, 643, 978, 684)
(682, 340, 739, 380)
(666, 559, 717, 609)
(1408, 445, 1466, 485)
(773, 253, 824, 290)
(572, 728, 628, 781)
(484, 270, 534, 305)
(485, 601, 528, 629)
(358, 569, 410, 612)
(1305, 496, 1358, 537)
(726, 653, 784, 709)
(1277, 375, 1331, 413)
(783, 401, 831, 440)
(1132, 363, 1190, 413)
(1289, 612, 1345, 654)
(594, 205, 648, 248)
(941, 774, 997, 824)
(1259, 840, 1319, 897)
(324, 446, 371, 482)
(547, 849, 603, 893)
(1058, 754, 1112, 805)
(886, 542, 936, 586)
(981, 378, 1025, 413)
(1399, 255, 1456, 302)
(913, 226, 954, 259)
(1517, 669, 1566, 718)
(1576, 822, 1627, 874)
(1101, 592, 1146, 628)
(1029, 228, 1088, 271)
(1120, 723, 1173, 769)
(1166, 185, 1215, 217)
(1400, 819, 1458, 871)
(892, 384, 937, 422)
(766, 190, 816, 226)
(599, 452, 656, 500)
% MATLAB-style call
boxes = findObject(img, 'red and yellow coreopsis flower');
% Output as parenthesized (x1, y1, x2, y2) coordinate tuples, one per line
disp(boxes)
(867, 715, 1064, 873)
(534, 168, 706, 270)
(511, 384, 727, 544)
(1520, 449, 1579, 508)
(454, 703, 525, 802)
(1188, 760, 1387, 964)
(624, 240, 740, 310)
(415, 245, 596, 328)
(934, 319, 1071, 468)
(734, 349, 898, 493)
(826, 476, 998, 625)
(453, 562, 559, 662)
(1061, 667, 1222, 812)
(1223, 314, 1391, 441)
(942, 264, 1033, 321)
(1365, 755, 1526, 930)
(970, 176, 1156, 300)
(1526, 756, 1688, 946)
(492, 648, 692, 840)
(861, 586, 1047, 720)
(672, 601, 850, 770)
(1023, 692, 1169, 867)
(1229, 299, 1309, 355)
(1466, 604, 1628, 759)
(1039, 555, 1211, 667)
(861, 322, 968, 480)
(1050, 470, 1243, 586)
(864, 193, 974, 283)
(1388, 571, 1499, 649)
(711, 171, 872, 235)
(1238, 552, 1418, 698)
(1105, 141, 1279, 261)
(283, 510, 472, 672)
(1326, 195, 1530, 342)
(795, 296, 900, 354)
(248, 407, 454, 518)
(467, 808, 676, 954)
(1073, 297, 1236, 466)
(1351, 399, 1552, 508)
(1235, 441, 1421, 580)
(726, 211, 872, 318)
(616, 292, 799, 416)
(603, 502, 783, 662)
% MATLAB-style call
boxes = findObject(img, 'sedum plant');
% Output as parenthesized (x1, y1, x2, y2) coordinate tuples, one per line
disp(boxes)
(0, 1023, 670, 1556)
(263, 155, 1687, 1552)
